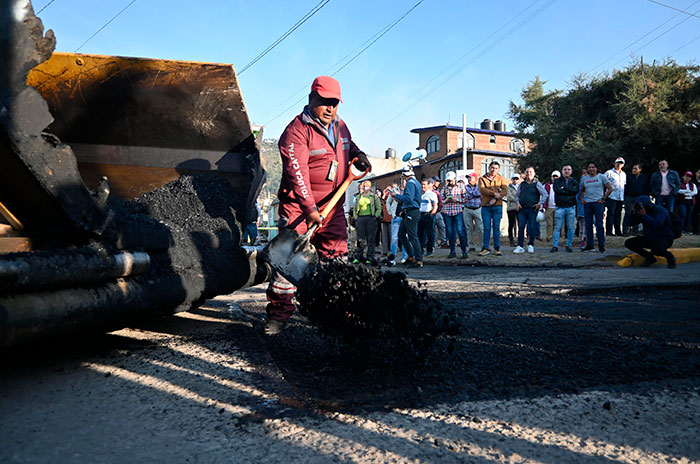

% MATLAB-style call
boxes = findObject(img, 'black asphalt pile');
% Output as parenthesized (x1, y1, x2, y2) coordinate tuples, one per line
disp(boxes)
(129, 174, 250, 294)
(295, 260, 457, 360)
(104, 174, 251, 311)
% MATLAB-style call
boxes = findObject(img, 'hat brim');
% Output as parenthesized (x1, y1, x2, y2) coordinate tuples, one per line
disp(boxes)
(315, 90, 342, 102)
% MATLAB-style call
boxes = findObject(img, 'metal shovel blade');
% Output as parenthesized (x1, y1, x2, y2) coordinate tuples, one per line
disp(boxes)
(263, 228, 319, 286)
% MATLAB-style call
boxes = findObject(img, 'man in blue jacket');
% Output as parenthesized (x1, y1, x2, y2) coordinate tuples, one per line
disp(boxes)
(624, 195, 676, 268)
(649, 159, 681, 212)
(390, 166, 423, 267)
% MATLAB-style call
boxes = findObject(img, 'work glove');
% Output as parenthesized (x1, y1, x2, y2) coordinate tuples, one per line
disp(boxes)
(353, 152, 372, 172)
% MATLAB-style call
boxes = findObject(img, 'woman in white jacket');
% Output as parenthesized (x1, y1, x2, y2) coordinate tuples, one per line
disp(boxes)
(678, 171, 698, 234)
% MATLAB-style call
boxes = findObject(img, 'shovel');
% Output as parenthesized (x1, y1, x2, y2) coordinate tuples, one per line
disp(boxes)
(264, 158, 370, 286)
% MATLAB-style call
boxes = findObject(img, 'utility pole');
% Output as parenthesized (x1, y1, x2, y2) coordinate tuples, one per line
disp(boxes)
(462, 114, 467, 172)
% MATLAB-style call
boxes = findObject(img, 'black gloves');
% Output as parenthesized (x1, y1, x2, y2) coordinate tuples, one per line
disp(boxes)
(353, 152, 372, 172)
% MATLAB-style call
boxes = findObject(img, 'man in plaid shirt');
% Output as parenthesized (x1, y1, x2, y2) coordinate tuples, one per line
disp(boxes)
(463, 172, 484, 252)
(440, 171, 469, 258)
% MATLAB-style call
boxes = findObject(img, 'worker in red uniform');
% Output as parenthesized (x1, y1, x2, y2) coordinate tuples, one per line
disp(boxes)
(265, 76, 371, 335)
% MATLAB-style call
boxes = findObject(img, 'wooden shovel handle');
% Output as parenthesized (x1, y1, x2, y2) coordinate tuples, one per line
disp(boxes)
(319, 158, 370, 221)
(301, 158, 370, 240)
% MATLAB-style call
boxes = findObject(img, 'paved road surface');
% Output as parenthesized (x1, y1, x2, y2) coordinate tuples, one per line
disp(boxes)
(2, 264, 699, 463)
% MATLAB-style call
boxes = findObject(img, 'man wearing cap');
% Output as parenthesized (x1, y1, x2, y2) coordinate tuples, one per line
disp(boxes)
(650, 159, 681, 212)
(391, 166, 423, 267)
(543, 170, 561, 242)
(604, 157, 627, 236)
(463, 172, 483, 252)
(440, 171, 468, 258)
(265, 76, 372, 335)
(418, 179, 439, 257)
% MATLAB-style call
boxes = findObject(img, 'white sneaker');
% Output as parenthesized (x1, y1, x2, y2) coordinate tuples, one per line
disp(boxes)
(400, 255, 407, 264)
(513, 246, 525, 254)
(527, 245, 535, 253)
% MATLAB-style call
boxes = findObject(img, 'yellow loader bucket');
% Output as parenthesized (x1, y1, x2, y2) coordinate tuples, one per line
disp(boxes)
(27, 52, 263, 199)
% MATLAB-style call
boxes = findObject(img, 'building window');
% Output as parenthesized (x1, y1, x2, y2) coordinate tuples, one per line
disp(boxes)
(481, 157, 516, 180)
(439, 160, 463, 181)
(510, 138, 526, 154)
(489, 135, 496, 144)
(426, 135, 440, 154)
(458, 132, 475, 150)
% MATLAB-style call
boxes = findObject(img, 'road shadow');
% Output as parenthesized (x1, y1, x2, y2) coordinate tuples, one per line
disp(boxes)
(246, 285, 700, 412)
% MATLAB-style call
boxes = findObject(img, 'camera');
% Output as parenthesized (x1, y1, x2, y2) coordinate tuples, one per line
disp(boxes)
(633, 202, 644, 212)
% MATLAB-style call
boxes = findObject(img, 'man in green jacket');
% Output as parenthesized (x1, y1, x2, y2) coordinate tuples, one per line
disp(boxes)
(353, 180, 383, 264)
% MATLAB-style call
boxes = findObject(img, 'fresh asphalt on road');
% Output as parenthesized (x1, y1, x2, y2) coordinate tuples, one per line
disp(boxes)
(1, 257, 699, 463)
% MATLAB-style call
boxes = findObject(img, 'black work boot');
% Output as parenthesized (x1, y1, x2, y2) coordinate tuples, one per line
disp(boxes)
(666, 253, 677, 269)
(640, 256, 657, 267)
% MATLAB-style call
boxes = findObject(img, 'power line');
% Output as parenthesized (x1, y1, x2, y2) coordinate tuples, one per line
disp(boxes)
(647, 0, 700, 19)
(360, 0, 556, 145)
(36, 0, 57, 15)
(331, 0, 424, 76)
(260, 0, 425, 126)
(238, 0, 333, 75)
(75, 0, 138, 52)
(669, 32, 700, 53)
(608, 3, 700, 69)
(588, 0, 700, 73)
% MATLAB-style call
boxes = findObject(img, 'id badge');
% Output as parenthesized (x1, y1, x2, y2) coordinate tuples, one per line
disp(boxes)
(327, 160, 338, 181)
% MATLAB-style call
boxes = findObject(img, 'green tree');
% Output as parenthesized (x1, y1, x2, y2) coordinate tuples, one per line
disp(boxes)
(508, 60, 700, 176)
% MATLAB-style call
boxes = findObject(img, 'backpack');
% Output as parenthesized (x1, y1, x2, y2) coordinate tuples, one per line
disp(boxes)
(669, 211, 683, 239)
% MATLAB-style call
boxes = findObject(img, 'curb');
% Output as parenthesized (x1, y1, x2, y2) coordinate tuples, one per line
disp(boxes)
(616, 248, 700, 267)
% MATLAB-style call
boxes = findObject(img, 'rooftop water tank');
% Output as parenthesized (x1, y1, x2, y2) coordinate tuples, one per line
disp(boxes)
(494, 120, 506, 132)
(385, 148, 396, 159)
(480, 119, 494, 131)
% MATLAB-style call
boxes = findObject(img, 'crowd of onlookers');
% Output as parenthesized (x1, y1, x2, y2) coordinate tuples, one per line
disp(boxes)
(348, 158, 699, 268)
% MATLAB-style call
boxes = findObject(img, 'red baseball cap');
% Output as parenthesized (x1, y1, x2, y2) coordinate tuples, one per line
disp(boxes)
(311, 76, 342, 102)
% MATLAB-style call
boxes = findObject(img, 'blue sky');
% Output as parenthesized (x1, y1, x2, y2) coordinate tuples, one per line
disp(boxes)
(35, 0, 699, 159)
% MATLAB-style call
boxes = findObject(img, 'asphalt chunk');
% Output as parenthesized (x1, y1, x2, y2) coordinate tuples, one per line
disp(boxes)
(296, 260, 457, 362)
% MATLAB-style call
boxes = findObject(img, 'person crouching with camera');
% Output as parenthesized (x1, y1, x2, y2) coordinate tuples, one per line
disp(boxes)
(624, 195, 677, 268)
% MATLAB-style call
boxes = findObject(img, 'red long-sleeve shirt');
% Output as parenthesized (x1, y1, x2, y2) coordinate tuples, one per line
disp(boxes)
(277, 108, 363, 227)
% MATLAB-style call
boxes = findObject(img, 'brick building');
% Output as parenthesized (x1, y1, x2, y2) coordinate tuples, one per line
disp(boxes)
(370, 120, 531, 191)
